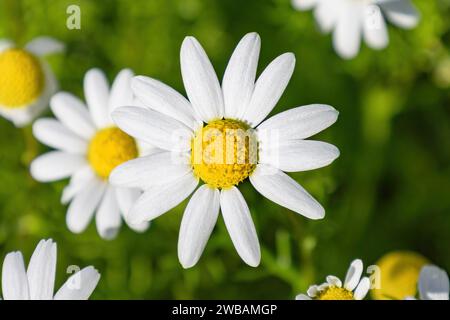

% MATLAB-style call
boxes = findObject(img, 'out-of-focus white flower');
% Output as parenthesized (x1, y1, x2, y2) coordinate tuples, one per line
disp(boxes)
(0, 37, 63, 126)
(30, 69, 151, 240)
(292, 0, 420, 59)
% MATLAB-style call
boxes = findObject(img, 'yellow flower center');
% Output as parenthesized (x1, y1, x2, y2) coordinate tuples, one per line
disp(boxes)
(88, 127, 138, 179)
(0, 48, 45, 107)
(191, 119, 258, 189)
(372, 251, 429, 300)
(317, 286, 354, 300)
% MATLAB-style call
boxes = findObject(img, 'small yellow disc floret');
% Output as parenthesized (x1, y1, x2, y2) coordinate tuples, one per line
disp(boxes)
(317, 286, 354, 300)
(191, 119, 258, 189)
(88, 127, 138, 179)
(0, 48, 45, 107)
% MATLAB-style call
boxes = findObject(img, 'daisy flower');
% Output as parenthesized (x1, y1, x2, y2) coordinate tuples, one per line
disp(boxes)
(1, 239, 100, 300)
(0, 36, 63, 126)
(291, 0, 420, 59)
(30, 68, 150, 239)
(296, 259, 371, 300)
(406, 265, 449, 300)
(110, 32, 339, 268)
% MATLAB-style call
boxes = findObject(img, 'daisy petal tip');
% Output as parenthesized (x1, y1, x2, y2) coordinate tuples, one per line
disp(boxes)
(244, 32, 261, 42)
(181, 36, 198, 50)
(309, 206, 325, 220)
(281, 52, 296, 66)
(179, 256, 196, 270)
(127, 207, 148, 226)
(244, 252, 261, 268)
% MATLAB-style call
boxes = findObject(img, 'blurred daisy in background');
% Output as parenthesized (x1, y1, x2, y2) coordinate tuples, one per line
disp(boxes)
(372, 251, 429, 300)
(407, 265, 449, 300)
(110, 32, 339, 268)
(296, 259, 371, 300)
(0, 36, 63, 126)
(30, 68, 150, 240)
(292, 0, 420, 59)
(1, 239, 100, 300)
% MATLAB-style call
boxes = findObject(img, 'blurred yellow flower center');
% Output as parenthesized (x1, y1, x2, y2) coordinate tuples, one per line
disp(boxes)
(88, 127, 138, 179)
(372, 251, 428, 300)
(0, 48, 45, 107)
(191, 119, 258, 189)
(317, 286, 354, 300)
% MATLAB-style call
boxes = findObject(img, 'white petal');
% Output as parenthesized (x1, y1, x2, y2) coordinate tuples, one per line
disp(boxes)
(132, 76, 200, 130)
(292, 0, 317, 11)
(295, 293, 312, 300)
(84, 68, 111, 128)
(50, 92, 96, 140)
(242, 53, 295, 127)
(333, 3, 363, 59)
(112, 106, 192, 152)
(220, 187, 260, 267)
(0, 39, 14, 52)
(249, 165, 325, 219)
(115, 187, 150, 232)
(61, 166, 95, 204)
(30, 151, 86, 182)
(66, 178, 106, 234)
(363, 5, 389, 50)
(307, 285, 319, 297)
(54, 266, 100, 300)
(418, 265, 449, 300)
(1, 252, 30, 300)
(109, 151, 191, 189)
(314, 0, 341, 33)
(33, 118, 87, 153)
(222, 32, 260, 119)
(178, 185, 220, 268)
(180, 36, 224, 122)
(259, 140, 340, 172)
(26, 239, 57, 300)
(257, 104, 339, 140)
(344, 259, 364, 291)
(108, 68, 134, 113)
(129, 173, 199, 224)
(354, 277, 371, 300)
(25, 36, 64, 56)
(95, 186, 122, 240)
(326, 275, 342, 287)
(378, 0, 420, 29)
(0, 103, 36, 127)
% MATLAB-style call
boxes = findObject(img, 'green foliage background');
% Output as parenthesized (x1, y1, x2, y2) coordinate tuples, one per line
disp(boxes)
(0, 0, 449, 299)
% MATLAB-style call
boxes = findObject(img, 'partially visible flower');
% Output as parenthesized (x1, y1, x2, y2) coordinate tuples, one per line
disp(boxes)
(406, 265, 449, 300)
(291, 0, 420, 59)
(296, 259, 371, 300)
(1, 239, 100, 300)
(0, 37, 63, 126)
(30, 68, 150, 239)
(372, 251, 428, 300)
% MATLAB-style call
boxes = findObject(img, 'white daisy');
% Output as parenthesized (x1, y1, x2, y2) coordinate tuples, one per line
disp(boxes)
(292, 0, 420, 59)
(0, 36, 63, 126)
(296, 259, 371, 300)
(110, 32, 339, 268)
(30, 68, 150, 239)
(1, 239, 100, 300)
(406, 265, 449, 300)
